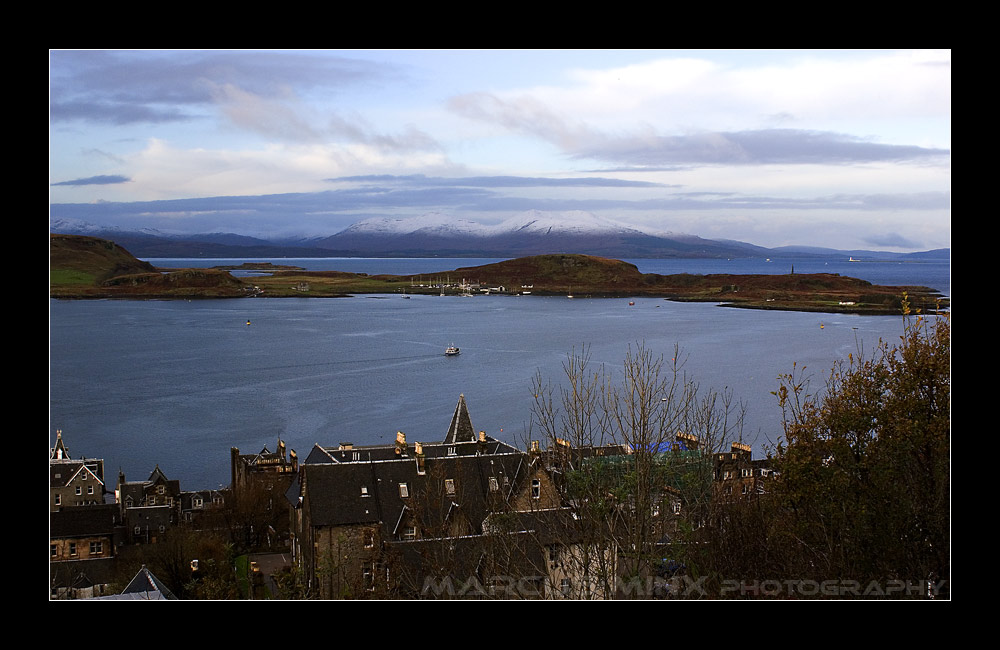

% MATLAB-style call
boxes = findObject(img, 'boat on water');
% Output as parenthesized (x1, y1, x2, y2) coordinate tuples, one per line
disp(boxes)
(445, 346, 460, 356)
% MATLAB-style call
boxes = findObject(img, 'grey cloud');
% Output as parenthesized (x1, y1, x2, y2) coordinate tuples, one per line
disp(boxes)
(329, 174, 667, 189)
(50, 50, 401, 126)
(863, 232, 923, 249)
(450, 92, 949, 166)
(51, 175, 131, 187)
(573, 129, 951, 166)
(50, 184, 950, 234)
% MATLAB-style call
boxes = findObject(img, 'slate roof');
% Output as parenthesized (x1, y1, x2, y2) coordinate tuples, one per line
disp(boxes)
(303, 444, 528, 536)
(443, 394, 476, 444)
(50, 503, 118, 538)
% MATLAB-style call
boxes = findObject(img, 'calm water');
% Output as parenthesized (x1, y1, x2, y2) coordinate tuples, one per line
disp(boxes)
(49, 256, 949, 490)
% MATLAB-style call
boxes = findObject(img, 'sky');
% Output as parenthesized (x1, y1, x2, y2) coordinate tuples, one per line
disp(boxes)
(49, 49, 951, 252)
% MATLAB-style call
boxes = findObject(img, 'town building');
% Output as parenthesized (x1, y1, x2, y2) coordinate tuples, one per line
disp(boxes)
(713, 441, 779, 501)
(50, 430, 107, 510)
(116, 465, 182, 544)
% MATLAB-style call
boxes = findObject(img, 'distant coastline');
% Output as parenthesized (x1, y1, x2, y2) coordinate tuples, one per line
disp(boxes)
(50, 235, 948, 316)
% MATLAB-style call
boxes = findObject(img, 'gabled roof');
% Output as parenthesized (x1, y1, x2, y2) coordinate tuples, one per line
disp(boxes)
(117, 566, 176, 600)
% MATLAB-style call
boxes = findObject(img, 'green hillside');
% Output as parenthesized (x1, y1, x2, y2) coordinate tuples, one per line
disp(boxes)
(50, 234, 247, 298)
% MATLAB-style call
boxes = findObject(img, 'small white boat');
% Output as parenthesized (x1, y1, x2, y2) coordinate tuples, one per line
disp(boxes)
(445, 346, 460, 356)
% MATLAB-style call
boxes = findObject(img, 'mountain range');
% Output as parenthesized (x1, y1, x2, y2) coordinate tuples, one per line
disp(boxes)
(49, 211, 949, 261)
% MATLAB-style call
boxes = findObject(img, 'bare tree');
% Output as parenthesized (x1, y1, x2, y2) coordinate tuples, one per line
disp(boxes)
(526, 342, 745, 598)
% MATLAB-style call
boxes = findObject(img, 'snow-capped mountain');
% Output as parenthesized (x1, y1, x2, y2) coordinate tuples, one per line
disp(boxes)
(51, 211, 769, 259)
(50, 217, 167, 238)
(337, 212, 491, 237)
(315, 210, 761, 258)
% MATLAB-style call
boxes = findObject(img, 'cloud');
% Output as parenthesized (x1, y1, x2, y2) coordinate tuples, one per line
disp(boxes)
(862, 232, 924, 249)
(450, 91, 948, 166)
(51, 174, 131, 187)
(329, 174, 668, 189)
(49, 50, 407, 136)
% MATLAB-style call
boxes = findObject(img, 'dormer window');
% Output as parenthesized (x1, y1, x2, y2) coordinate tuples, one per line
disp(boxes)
(445, 479, 456, 496)
(399, 483, 409, 498)
(157, 485, 165, 495)
(361, 486, 370, 497)
(531, 479, 541, 499)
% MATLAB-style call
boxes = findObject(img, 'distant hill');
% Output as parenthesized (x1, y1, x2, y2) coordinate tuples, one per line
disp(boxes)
(50, 234, 247, 298)
(49, 213, 949, 261)
(50, 234, 158, 282)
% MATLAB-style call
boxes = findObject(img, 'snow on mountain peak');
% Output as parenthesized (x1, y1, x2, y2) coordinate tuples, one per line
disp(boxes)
(493, 210, 647, 236)
(341, 212, 489, 236)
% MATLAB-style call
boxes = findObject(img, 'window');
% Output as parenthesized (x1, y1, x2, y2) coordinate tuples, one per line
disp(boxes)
(75, 486, 82, 495)
(157, 485, 165, 495)
(360, 486, 369, 497)
(672, 501, 682, 515)
(489, 477, 499, 492)
(148, 496, 156, 505)
(134, 526, 141, 536)
(531, 479, 540, 499)
(399, 483, 409, 498)
(89, 541, 103, 555)
(69, 542, 77, 557)
(51, 544, 57, 558)
(54, 494, 61, 506)
(193, 496, 203, 508)
(364, 528, 375, 548)
(87, 485, 94, 495)
(363, 562, 375, 591)
(403, 526, 416, 540)
(447, 446, 456, 456)
(445, 479, 456, 496)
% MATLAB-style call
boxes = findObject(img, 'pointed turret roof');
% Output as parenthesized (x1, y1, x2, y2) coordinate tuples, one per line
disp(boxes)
(50, 430, 70, 461)
(444, 394, 475, 444)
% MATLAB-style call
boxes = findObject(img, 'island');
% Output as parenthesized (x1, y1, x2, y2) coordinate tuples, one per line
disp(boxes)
(50, 234, 947, 315)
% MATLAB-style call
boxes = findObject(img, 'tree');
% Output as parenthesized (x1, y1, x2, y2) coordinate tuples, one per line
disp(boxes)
(527, 342, 746, 598)
(766, 311, 950, 596)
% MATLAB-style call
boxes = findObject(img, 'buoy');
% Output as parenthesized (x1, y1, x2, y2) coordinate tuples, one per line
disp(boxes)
(247, 320, 251, 326)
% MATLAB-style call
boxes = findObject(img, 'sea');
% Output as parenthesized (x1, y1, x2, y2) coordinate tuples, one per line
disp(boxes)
(49, 256, 950, 491)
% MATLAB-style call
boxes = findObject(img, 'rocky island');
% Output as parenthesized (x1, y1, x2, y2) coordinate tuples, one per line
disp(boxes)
(50, 234, 947, 315)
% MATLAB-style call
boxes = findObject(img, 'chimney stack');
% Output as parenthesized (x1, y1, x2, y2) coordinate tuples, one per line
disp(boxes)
(414, 441, 425, 474)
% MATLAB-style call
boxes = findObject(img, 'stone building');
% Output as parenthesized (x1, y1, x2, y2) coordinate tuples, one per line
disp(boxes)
(288, 395, 568, 598)
(50, 430, 107, 510)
